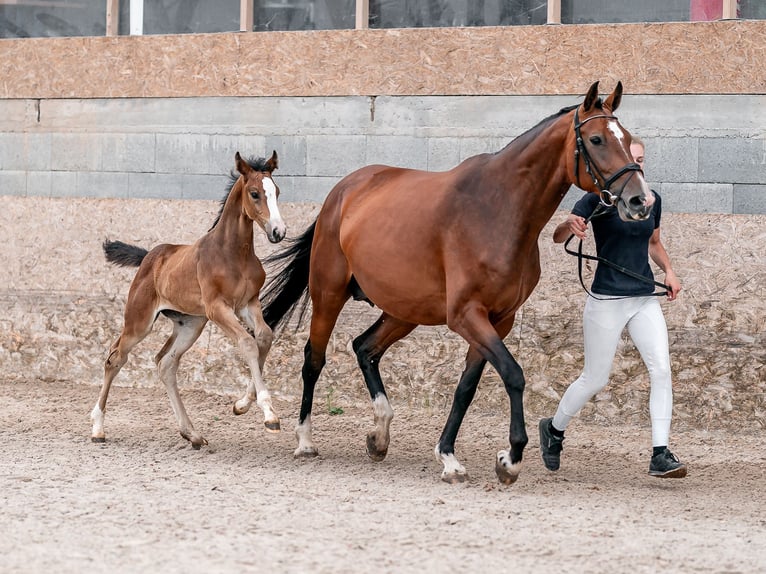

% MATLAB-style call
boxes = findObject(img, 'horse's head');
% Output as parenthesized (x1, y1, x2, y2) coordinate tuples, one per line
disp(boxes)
(235, 150, 286, 243)
(570, 81, 654, 221)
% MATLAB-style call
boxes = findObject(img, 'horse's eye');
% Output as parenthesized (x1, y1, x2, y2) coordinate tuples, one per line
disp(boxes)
(590, 136, 603, 145)
(250, 191, 260, 200)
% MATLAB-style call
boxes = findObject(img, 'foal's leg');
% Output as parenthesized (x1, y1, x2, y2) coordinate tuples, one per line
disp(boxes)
(449, 310, 527, 485)
(90, 296, 157, 443)
(207, 301, 280, 432)
(233, 300, 279, 431)
(352, 313, 416, 461)
(154, 313, 208, 449)
(434, 345, 487, 483)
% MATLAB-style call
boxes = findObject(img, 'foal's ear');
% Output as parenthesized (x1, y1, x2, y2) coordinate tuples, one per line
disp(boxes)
(603, 81, 623, 112)
(265, 150, 278, 173)
(583, 81, 600, 112)
(235, 151, 252, 176)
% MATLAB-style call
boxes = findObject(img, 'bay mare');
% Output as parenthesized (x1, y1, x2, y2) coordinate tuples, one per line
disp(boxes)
(261, 81, 653, 484)
(91, 152, 286, 448)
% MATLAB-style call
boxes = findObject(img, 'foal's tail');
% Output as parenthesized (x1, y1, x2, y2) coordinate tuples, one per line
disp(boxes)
(103, 239, 149, 268)
(261, 220, 316, 332)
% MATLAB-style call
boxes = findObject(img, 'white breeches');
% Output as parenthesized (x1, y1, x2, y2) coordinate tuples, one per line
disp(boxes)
(553, 295, 673, 447)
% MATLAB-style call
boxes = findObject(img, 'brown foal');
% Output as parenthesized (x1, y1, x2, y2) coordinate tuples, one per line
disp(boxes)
(91, 151, 286, 448)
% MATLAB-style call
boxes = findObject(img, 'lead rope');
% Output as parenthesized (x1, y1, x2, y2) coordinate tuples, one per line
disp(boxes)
(563, 204, 669, 300)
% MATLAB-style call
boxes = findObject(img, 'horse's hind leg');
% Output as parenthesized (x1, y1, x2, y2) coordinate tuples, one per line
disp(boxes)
(155, 313, 208, 449)
(352, 313, 416, 461)
(434, 346, 486, 483)
(91, 300, 156, 443)
(233, 300, 280, 432)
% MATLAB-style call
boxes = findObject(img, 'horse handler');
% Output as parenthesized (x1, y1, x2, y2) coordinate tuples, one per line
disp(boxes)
(539, 136, 687, 479)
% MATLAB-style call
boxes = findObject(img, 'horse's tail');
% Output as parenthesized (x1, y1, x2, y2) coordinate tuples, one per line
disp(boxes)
(103, 239, 149, 268)
(261, 220, 316, 332)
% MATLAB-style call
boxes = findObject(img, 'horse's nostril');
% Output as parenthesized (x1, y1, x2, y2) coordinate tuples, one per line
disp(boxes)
(629, 195, 643, 207)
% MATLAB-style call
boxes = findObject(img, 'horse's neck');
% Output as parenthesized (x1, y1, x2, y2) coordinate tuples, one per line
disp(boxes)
(494, 115, 573, 231)
(211, 183, 254, 249)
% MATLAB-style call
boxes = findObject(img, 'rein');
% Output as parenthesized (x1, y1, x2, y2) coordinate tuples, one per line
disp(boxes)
(563, 204, 669, 300)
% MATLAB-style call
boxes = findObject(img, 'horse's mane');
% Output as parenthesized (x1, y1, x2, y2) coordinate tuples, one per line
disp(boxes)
(497, 98, 604, 155)
(209, 155, 273, 231)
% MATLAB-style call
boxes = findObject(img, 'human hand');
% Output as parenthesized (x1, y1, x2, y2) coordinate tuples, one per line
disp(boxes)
(665, 270, 682, 301)
(567, 214, 587, 240)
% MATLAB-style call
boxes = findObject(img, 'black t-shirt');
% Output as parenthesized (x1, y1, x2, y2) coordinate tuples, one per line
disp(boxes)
(571, 191, 661, 296)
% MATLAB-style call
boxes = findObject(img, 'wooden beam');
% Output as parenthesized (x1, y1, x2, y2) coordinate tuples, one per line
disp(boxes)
(355, 0, 368, 30)
(105, 0, 119, 36)
(547, 0, 561, 24)
(240, 0, 253, 32)
(722, 0, 738, 19)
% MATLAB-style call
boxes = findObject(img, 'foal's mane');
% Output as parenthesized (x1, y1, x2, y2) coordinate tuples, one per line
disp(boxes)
(209, 155, 273, 231)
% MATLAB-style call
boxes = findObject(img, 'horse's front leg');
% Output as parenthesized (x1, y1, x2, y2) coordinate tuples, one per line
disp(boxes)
(449, 308, 527, 485)
(233, 301, 280, 431)
(435, 346, 486, 483)
(210, 302, 280, 432)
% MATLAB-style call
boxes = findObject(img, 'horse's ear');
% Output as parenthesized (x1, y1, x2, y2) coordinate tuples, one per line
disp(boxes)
(583, 81, 600, 112)
(603, 81, 623, 112)
(266, 150, 278, 172)
(235, 151, 251, 176)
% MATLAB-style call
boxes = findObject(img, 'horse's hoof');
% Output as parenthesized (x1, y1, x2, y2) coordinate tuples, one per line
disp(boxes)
(441, 470, 468, 484)
(366, 434, 388, 462)
(495, 451, 522, 485)
(294, 447, 319, 459)
(233, 403, 250, 416)
(264, 420, 281, 433)
(91, 436, 105, 444)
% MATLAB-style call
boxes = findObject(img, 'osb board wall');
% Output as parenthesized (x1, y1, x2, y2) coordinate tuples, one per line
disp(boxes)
(1, 197, 764, 430)
(1, 20, 765, 99)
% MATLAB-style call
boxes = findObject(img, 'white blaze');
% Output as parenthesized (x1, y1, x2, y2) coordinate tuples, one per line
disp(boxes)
(263, 177, 285, 236)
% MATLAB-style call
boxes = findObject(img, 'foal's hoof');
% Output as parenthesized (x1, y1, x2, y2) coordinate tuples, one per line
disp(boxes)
(294, 446, 319, 459)
(264, 420, 281, 433)
(441, 470, 468, 484)
(232, 402, 251, 416)
(495, 450, 522, 485)
(91, 436, 106, 444)
(365, 434, 388, 462)
(181, 430, 208, 450)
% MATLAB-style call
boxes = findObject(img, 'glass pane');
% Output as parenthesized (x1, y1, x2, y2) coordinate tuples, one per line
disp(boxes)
(254, 0, 354, 31)
(0, 0, 106, 38)
(370, 0, 546, 28)
(132, 0, 240, 35)
(740, 0, 766, 19)
(562, 0, 690, 24)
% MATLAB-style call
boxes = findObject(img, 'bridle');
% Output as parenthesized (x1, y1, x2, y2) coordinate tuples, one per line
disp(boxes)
(567, 107, 669, 299)
(573, 107, 643, 208)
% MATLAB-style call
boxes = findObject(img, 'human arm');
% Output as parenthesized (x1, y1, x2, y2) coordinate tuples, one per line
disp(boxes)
(649, 227, 681, 301)
(552, 213, 588, 243)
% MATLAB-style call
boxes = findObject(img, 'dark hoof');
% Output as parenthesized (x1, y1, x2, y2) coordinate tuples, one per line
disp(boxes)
(264, 420, 281, 433)
(366, 434, 388, 462)
(91, 437, 106, 444)
(192, 442, 202, 450)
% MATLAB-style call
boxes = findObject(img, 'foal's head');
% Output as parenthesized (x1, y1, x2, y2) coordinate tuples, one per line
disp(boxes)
(234, 150, 286, 243)
(570, 81, 654, 221)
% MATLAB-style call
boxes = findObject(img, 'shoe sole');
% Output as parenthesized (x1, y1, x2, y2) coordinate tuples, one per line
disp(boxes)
(649, 465, 688, 478)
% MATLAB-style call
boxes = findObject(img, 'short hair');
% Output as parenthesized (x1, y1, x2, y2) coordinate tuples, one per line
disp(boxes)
(631, 135, 645, 148)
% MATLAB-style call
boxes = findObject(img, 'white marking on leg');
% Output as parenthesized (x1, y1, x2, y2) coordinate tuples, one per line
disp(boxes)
(368, 393, 393, 457)
(496, 449, 523, 483)
(90, 404, 105, 440)
(294, 415, 317, 457)
(434, 444, 467, 483)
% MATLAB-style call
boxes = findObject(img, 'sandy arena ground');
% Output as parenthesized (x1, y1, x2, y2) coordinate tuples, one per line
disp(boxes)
(1, 197, 764, 573)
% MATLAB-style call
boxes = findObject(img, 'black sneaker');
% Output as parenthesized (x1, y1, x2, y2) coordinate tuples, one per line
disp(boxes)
(539, 417, 564, 471)
(648, 448, 687, 478)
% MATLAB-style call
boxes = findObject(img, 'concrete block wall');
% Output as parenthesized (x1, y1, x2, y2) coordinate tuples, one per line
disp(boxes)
(1, 94, 764, 213)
